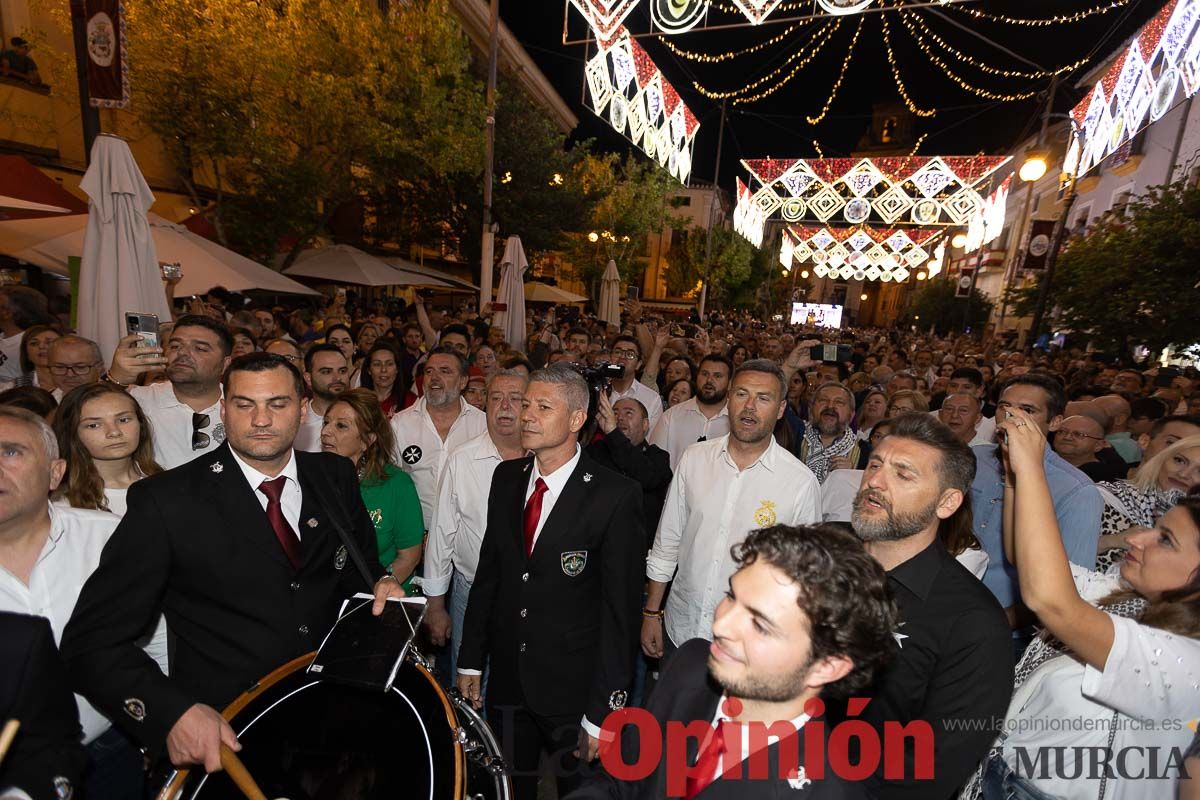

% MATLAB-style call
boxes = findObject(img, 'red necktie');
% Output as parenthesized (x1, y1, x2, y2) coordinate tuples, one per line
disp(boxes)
(523, 477, 548, 557)
(685, 723, 730, 800)
(259, 476, 302, 569)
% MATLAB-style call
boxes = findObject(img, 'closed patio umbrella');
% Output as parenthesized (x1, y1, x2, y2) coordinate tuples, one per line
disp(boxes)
(494, 236, 528, 353)
(598, 259, 621, 326)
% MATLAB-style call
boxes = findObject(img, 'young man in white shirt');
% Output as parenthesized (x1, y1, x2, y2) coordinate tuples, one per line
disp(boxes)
(642, 359, 822, 660)
(423, 369, 528, 677)
(105, 315, 233, 469)
(650, 353, 732, 470)
(389, 345, 487, 528)
(606, 334, 664, 432)
(294, 344, 348, 452)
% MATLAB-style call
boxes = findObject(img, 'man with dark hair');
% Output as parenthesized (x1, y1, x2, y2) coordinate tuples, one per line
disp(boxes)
(0, 36, 42, 84)
(650, 353, 732, 469)
(849, 413, 1013, 799)
(295, 344, 349, 452)
(1137, 413, 1200, 460)
(457, 364, 645, 798)
(607, 334, 663, 431)
(564, 327, 592, 359)
(390, 344, 486, 528)
(106, 315, 235, 468)
(588, 394, 673, 542)
(1128, 396, 1169, 440)
(569, 524, 896, 799)
(643, 359, 820, 660)
(62, 352, 400, 773)
(946, 366, 996, 422)
(969, 374, 1101, 632)
(885, 372, 916, 398)
(0, 285, 50, 382)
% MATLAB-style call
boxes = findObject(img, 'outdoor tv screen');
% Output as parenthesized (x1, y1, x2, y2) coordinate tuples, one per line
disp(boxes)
(790, 303, 843, 328)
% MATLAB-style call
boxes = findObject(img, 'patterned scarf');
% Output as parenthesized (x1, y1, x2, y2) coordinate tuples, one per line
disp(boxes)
(1098, 480, 1183, 529)
(801, 424, 858, 483)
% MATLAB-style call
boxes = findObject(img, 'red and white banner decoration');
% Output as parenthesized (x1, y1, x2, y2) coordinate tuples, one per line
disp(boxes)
(779, 224, 943, 282)
(584, 26, 701, 184)
(964, 175, 1012, 254)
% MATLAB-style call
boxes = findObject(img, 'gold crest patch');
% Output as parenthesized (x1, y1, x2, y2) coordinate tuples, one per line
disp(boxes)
(753, 500, 777, 527)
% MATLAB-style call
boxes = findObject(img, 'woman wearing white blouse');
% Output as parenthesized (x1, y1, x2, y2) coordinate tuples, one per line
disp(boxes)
(982, 407, 1200, 800)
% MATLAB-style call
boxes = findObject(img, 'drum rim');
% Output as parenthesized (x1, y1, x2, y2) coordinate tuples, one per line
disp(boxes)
(155, 651, 467, 800)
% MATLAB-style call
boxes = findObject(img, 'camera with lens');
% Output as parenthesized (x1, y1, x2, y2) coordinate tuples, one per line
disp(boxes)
(572, 362, 625, 443)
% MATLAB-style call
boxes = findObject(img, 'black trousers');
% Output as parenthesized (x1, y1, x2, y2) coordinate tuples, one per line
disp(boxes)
(487, 701, 592, 800)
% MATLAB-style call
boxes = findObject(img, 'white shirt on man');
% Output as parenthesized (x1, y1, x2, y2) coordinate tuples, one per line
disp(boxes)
(647, 435, 821, 647)
(0, 332, 23, 381)
(524, 444, 581, 550)
(649, 396, 730, 470)
(130, 380, 223, 469)
(293, 405, 325, 453)
(0, 503, 120, 743)
(423, 430, 517, 596)
(610, 379, 664, 432)
(230, 447, 303, 536)
(390, 396, 487, 529)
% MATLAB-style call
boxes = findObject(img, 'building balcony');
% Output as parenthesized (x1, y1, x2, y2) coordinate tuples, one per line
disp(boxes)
(0, 77, 58, 157)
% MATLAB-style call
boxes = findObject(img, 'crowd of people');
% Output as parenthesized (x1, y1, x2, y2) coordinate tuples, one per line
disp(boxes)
(0, 279, 1197, 800)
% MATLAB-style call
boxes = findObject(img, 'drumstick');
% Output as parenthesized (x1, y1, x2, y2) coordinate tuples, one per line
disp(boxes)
(0, 720, 19, 763)
(219, 745, 268, 800)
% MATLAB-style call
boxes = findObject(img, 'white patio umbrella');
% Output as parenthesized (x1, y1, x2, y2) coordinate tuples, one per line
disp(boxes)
(598, 259, 621, 326)
(0, 195, 70, 213)
(494, 235, 528, 353)
(283, 244, 406, 287)
(77, 135, 172, 364)
(525, 282, 588, 304)
(0, 213, 318, 297)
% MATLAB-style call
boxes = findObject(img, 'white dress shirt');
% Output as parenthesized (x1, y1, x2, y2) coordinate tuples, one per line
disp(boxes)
(0, 333, 23, 381)
(293, 404, 325, 453)
(0, 504, 120, 743)
(230, 447, 304, 537)
(649, 396, 730, 470)
(390, 396, 487, 528)
(424, 431, 515, 596)
(130, 381, 223, 469)
(609, 379, 664, 432)
(648, 435, 821, 647)
(524, 445, 581, 551)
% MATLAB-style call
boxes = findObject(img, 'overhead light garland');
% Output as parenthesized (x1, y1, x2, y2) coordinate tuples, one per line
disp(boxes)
(584, 27, 700, 184)
(781, 224, 946, 282)
(907, 132, 929, 156)
(906, 11, 1093, 79)
(879, 12, 936, 117)
(1068, 0, 1200, 178)
(692, 21, 840, 102)
(657, 20, 808, 63)
(946, 0, 1136, 28)
(895, 11, 1040, 101)
(807, 16, 864, 123)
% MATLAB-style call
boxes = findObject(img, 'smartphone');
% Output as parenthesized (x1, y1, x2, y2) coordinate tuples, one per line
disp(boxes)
(126, 312, 160, 349)
(809, 343, 852, 363)
(627, 286, 640, 301)
(160, 262, 182, 280)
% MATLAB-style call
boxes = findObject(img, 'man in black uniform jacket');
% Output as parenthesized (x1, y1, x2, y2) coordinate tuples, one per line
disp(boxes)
(586, 393, 672, 542)
(0, 612, 86, 800)
(60, 354, 401, 774)
(457, 364, 646, 798)
(566, 524, 897, 799)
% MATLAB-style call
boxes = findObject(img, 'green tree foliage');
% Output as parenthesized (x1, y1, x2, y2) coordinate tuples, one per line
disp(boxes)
(662, 225, 754, 303)
(1006, 181, 1200, 356)
(122, 0, 484, 265)
(903, 278, 993, 335)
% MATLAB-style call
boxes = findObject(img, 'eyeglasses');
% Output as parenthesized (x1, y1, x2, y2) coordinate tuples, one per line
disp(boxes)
(1056, 429, 1104, 442)
(49, 362, 99, 376)
(192, 412, 211, 451)
(610, 349, 639, 361)
(273, 353, 301, 364)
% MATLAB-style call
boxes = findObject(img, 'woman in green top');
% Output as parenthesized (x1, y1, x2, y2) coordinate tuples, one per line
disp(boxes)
(320, 388, 425, 591)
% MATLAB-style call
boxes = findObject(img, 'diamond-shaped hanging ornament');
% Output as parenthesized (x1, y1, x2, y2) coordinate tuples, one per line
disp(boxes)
(811, 229, 835, 250)
(570, 0, 640, 41)
(873, 186, 912, 224)
(729, 0, 786, 25)
(780, 169, 815, 198)
(910, 159, 956, 198)
(847, 231, 873, 252)
(865, 265, 882, 281)
(643, 78, 664, 127)
(808, 186, 843, 222)
(610, 39, 636, 93)
(813, 264, 830, 278)
(792, 240, 813, 260)
(893, 267, 910, 282)
(866, 243, 888, 265)
(585, 52, 612, 114)
(843, 159, 886, 197)
(781, 198, 806, 221)
(885, 231, 913, 252)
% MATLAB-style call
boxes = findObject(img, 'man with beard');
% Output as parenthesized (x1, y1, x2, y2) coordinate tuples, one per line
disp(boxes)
(106, 315, 233, 469)
(424, 369, 529, 679)
(566, 525, 895, 799)
(294, 344, 348, 452)
(649, 354, 732, 470)
(798, 382, 868, 483)
(389, 345, 486, 528)
(847, 412, 1012, 800)
(62, 353, 400, 773)
(643, 360, 820, 662)
(588, 395, 673, 543)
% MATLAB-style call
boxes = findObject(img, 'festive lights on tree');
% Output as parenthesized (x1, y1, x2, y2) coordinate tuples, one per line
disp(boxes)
(584, 27, 701, 184)
(1068, 0, 1200, 178)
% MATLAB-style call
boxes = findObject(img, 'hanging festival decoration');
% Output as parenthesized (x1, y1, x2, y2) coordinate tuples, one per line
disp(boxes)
(964, 176, 1012, 254)
(569, 0, 640, 40)
(817, 0, 873, 16)
(780, 224, 945, 282)
(734, 178, 767, 247)
(652, 0, 708, 33)
(729, 0, 788, 25)
(584, 27, 701, 184)
(1067, 0, 1200, 178)
(737, 155, 1010, 240)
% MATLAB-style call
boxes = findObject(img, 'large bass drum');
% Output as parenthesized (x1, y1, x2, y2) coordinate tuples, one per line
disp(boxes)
(157, 651, 510, 800)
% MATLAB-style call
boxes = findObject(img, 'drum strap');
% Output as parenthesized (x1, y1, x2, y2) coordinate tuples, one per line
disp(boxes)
(306, 475, 381, 594)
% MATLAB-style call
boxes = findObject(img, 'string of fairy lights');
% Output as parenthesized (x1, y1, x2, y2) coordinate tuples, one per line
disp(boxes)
(657, 20, 808, 64)
(904, 10, 1093, 80)
(692, 22, 840, 103)
(705, 0, 1136, 26)
(879, 12, 936, 118)
(806, 17, 864, 124)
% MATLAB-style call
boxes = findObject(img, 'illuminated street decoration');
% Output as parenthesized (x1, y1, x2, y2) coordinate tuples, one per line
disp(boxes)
(817, 0, 875, 17)
(729, 0, 788, 25)
(584, 27, 701, 184)
(737, 156, 1010, 235)
(964, 176, 1012, 253)
(734, 178, 766, 247)
(1068, 0, 1200, 177)
(651, 0, 707, 33)
(780, 224, 943, 282)
(569, 0, 640, 41)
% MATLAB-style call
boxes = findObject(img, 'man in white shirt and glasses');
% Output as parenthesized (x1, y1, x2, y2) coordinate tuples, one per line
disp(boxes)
(47, 336, 104, 400)
(105, 315, 233, 469)
(606, 335, 663, 433)
(642, 359, 821, 662)
(423, 369, 529, 679)
(650, 354, 732, 470)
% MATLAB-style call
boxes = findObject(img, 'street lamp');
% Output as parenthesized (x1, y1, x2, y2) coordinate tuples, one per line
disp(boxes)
(951, 232, 967, 249)
(588, 231, 599, 243)
(800, 270, 809, 279)
(916, 271, 927, 281)
(860, 293, 868, 301)
(1019, 149, 1050, 183)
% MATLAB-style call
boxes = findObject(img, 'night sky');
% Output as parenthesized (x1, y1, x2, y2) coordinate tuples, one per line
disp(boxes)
(502, 0, 1165, 189)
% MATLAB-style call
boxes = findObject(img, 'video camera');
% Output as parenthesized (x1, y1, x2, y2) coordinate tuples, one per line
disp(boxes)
(572, 362, 625, 443)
